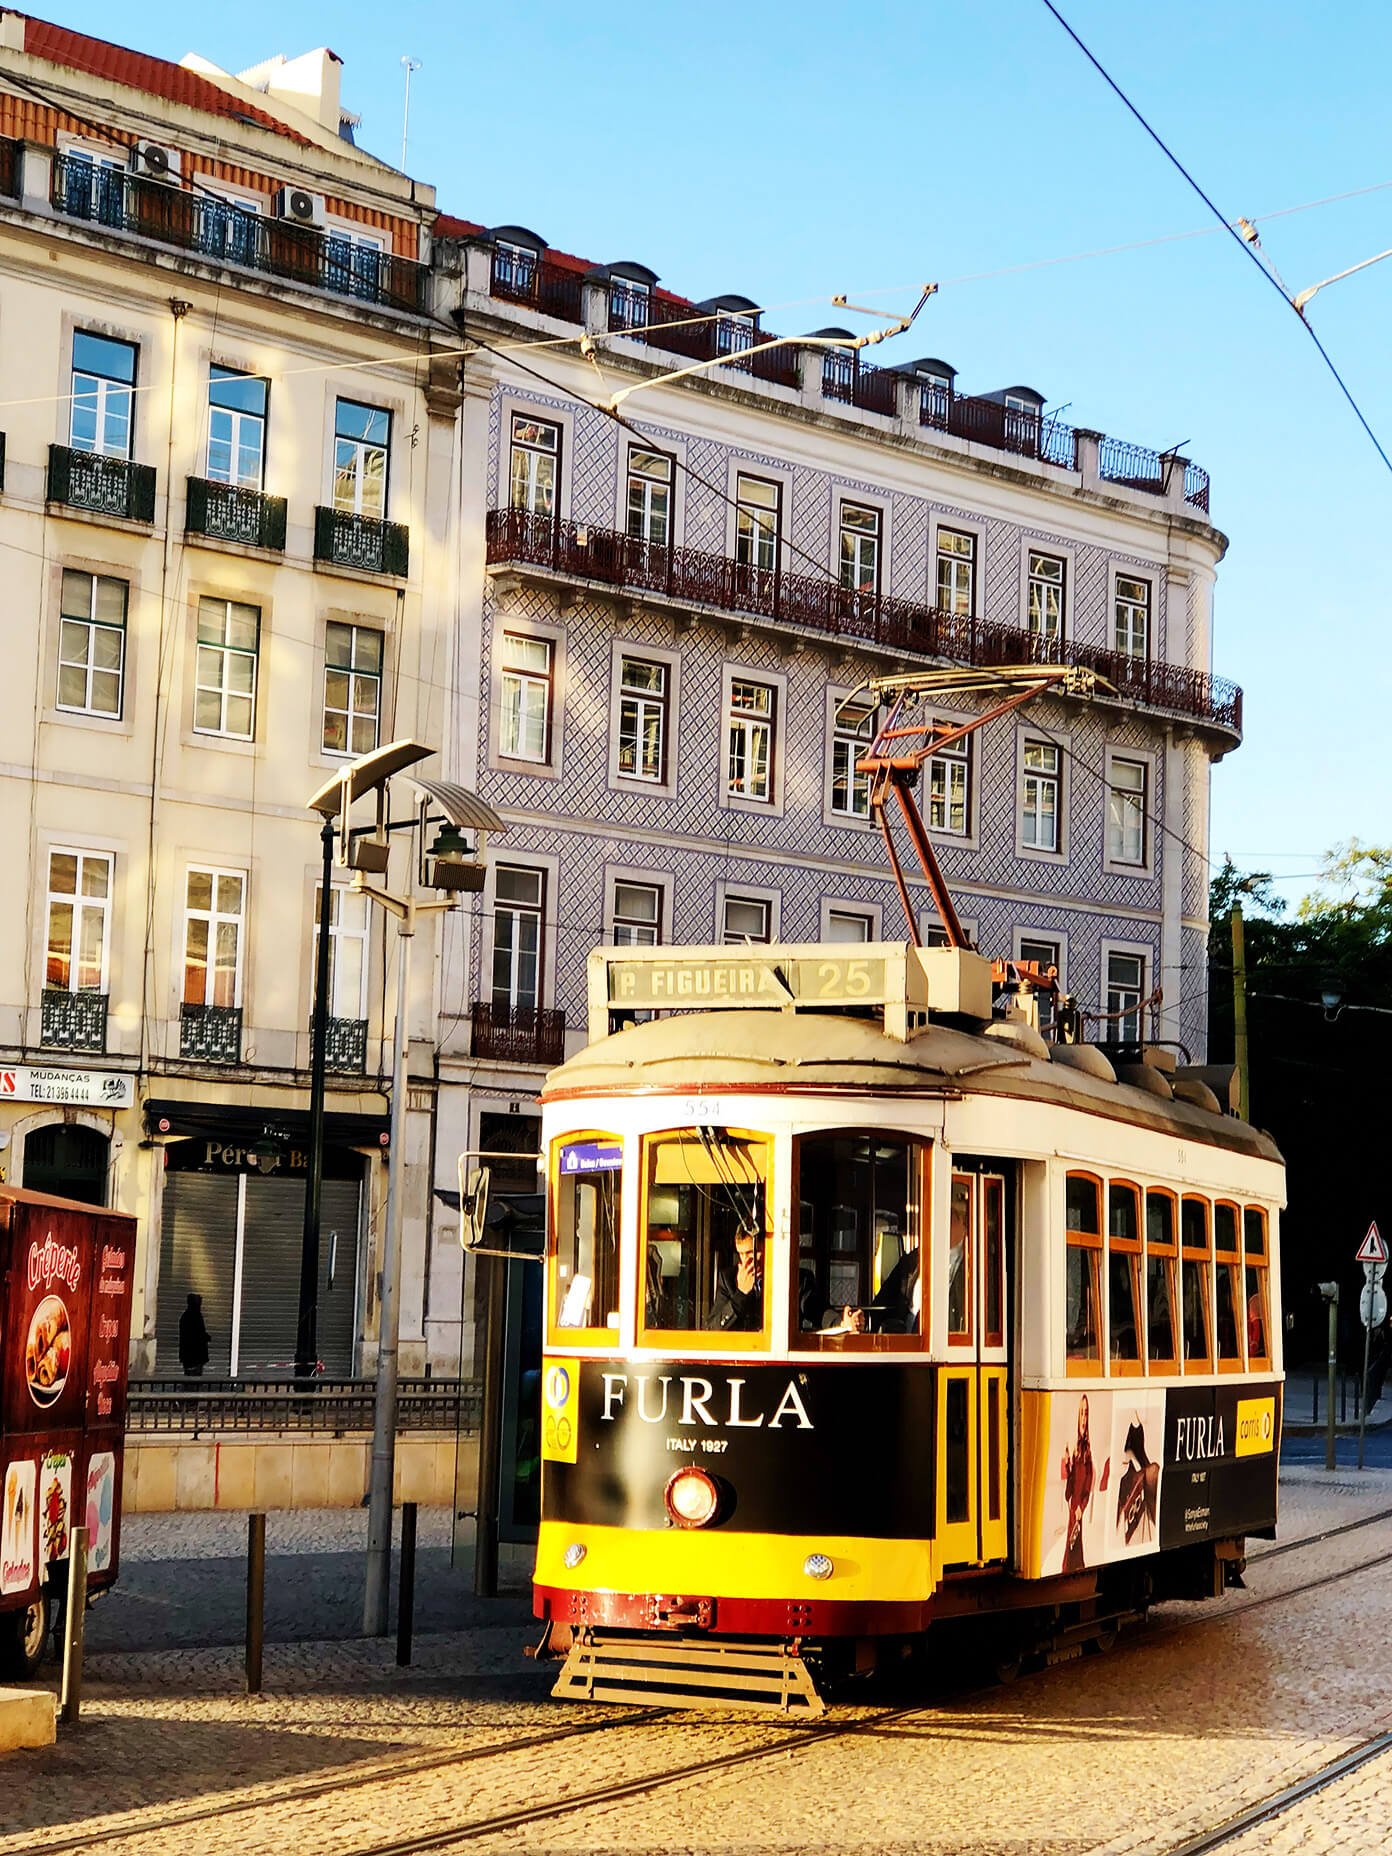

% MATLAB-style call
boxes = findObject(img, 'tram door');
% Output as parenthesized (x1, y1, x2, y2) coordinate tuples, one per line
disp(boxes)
(937, 1165, 1009, 1568)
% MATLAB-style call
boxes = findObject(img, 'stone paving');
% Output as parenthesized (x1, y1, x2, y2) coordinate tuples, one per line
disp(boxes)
(0, 1470, 1390, 1854)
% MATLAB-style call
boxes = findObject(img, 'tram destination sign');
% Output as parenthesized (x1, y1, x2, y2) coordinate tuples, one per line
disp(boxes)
(608, 952, 888, 1009)
(0, 1066, 133, 1109)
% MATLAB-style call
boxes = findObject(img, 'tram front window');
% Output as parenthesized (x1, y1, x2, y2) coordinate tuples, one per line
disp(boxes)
(551, 1136, 622, 1335)
(795, 1133, 925, 1346)
(642, 1130, 770, 1338)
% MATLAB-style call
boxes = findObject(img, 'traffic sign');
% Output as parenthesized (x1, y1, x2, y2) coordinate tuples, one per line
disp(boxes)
(1361, 1283, 1388, 1329)
(1356, 1222, 1388, 1265)
(1366, 1260, 1389, 1287)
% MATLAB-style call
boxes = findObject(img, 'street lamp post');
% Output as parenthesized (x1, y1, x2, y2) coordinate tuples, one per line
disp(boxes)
(296, 816, 336, 1384)
(307, 742, 507, 1637)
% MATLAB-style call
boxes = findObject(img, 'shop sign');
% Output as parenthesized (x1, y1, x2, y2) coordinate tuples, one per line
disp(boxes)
(0, 1066, 133, 1109)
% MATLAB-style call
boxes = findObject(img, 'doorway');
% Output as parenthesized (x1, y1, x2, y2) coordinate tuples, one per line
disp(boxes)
(22, 1123, 109, 1205)
(937, 1160, 1011, 1568)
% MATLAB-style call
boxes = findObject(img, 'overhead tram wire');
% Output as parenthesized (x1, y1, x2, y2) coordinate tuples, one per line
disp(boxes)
(1038, 0, 1392, 480)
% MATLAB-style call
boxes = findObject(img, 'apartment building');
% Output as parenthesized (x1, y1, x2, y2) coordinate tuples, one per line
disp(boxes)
(422, 226, 1236, 1368)
(0, 16, 454, 1375)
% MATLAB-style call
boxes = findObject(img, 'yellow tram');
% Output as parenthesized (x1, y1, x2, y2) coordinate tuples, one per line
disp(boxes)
(531, 940, 1284, 1711)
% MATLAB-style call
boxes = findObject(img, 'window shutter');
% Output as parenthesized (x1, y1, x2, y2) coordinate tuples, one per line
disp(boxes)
(264, 495, 288, 552)
(47, 442, 70, 505)
(130, 462, 157, 524)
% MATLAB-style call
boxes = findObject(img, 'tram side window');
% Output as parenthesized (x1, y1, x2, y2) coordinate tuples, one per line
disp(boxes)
(1180, 1196, 1213, 1370)
(642, 1130, 769, 1338)
(1213, 1203, 1243, 1365)
(1144, 1191, 1178, 1370)
(552, 1137, 623, 1333)
(948, 1173, 973, 1342)
(1107, 1183, 1142, 1368)
(795, 1134, 925, 1345)
(1065, 1173, 1102, 1370)
(1244, 1207, 1270, 1364)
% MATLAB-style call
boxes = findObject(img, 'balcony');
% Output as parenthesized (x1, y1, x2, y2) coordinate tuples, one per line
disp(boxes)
(49, 156, 429, 315)
(186, 477, 287, 551)
(313, 506, 409, 576)
(471, 1002, 567, 1067)
(822, 352, 899, 418)
(489, 247, 584, 321)
(486, 507, 1242, 739)
(180, 1003, 243, 1064)
(606, 284, 800, 389)
(48, 444, 156, 523)
(324, 1016, 368, 1075)
(40, 989, 108, 1054)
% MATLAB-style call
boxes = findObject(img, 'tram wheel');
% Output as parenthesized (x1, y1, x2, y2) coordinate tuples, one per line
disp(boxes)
(992, 1644, 1024, 1685)
(1089, 1623, 1118, 1655)
(0, 1598, 52, 1680)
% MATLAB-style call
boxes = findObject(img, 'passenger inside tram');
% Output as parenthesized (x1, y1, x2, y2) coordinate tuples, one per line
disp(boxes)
(796, 1133, 923, 1340)
(643, 1129, 770, 1334)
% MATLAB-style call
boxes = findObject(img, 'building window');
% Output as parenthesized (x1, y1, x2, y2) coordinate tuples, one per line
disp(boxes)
(183, 867, 245, 1007)
(207, 367, 268, 489)
(826, 908, 872, 943)
(626, 448, 672, 547)
(70, 331, 136, 459)
(46, 849, 112, 992)
(324, 226, 386, 297)
(617, 655, 667, 781)
(1020, 739, 1060, 851)
(494, 240, 537, 294)
(1027, 551, 1065, 641)
(499, 631, 553, 763)
(1107, 756, 1147, 866)
(610, 276, 650, 329)
(492, 865, 544, 1008)
(194, 597, 260, 739)
(315, 884, 370, 1018)
(1106, 950, 1147, 1042)
(722, 894, 771, 944)
(935, 528, 975, 616)
(726, 678, 775, 802)
(927, 727, 970, 836)
(830, 697, 873, 821)
(332, 399, 389, 519)
(1018, 935, 1060, 975)
(322, 622, 383, 757)
(734, 474, 779, 574)
(1115, 575, 1150, 659)
(57, 570, 127, 718)
(839, 503, 880, 598)
(612, 880, 662, 945)
(510, 415, 560, 518)
(717, 311, 757, 356)
(198, 189, 260, 264)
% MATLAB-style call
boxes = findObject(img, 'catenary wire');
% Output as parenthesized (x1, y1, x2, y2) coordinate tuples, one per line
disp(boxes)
(1037, 0, 1392, 479)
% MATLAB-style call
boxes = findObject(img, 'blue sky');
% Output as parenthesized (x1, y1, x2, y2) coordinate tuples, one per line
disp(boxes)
(51, 0, 1390, 903)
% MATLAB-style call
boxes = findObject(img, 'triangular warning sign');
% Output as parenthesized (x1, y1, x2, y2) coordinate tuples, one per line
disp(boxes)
(1356, 1222, 1388, 1264)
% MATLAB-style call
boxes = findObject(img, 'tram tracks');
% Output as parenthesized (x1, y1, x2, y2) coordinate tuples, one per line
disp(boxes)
(1158, 1730, 1392, 1856)
(7, 1500, 1392, 1856)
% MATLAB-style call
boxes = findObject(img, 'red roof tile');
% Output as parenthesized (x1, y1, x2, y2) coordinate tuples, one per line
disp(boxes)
(20, 13, 312, 145)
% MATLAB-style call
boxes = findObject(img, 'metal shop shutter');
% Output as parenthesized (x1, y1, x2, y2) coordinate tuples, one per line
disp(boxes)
(155, 1172, 240, 1377)
(315, 1178, 363, 1376)
(236, 1176, 363, 1377)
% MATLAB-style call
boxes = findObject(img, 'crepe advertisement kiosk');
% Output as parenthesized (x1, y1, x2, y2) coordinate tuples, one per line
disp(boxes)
(0, 1186, 136, 1676)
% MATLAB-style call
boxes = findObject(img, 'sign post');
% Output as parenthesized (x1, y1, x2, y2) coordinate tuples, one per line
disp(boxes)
(1355, 1222, 1388, 1471)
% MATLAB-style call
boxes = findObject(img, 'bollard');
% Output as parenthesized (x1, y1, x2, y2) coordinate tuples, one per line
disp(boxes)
(59, 1525, 88, 1726)
(246, 1513, 266, 1694)
(396, 1501, 417, 1667)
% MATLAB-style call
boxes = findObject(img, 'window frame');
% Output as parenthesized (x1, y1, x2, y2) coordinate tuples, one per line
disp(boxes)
(1104, 750, 1150, 872)
(490, 862, 546, 1010)
(70, 329, 137, 460)
(193, 596, 260, 741)
(934, 525, 977, 617)
(1113, 571, 1152, 661)
(625, 445, 673, 548)
(1064, 1170, 1103, 1376)
(45, 847, 113, 994)
(838, 500, 882, 601)
(1243, 1205, 1272, 1371)
(638, 1125, 775, 1353)
(1019, 734, 1063, 857)
(1103, 944, 1150, 1044)
(57, 569, 127, 719)
(548, 1128, 625, 1347)
(182, 865, 246, 1009)
(206, 365, 269, 491)
(791, 1129, 930, 1355)
(721, 668, 783, 812)
(720, 891, 773, 945)
(498, 628, 555, 766)
(1144, 1187, 1180, 1374)
(927, 721, 972, 838)
(1026, 549, 1066, 643)
(610, 877, 663, 946)
(321, 620, 383, 759)
(615, 652, 668, 784)
(315, 881, 371, 1021)
(1106, 1178, 1144, 1377)
(1180, 1194, 1214, 1374)
(733, 472, 781, 576)
(332, 397, 391, 520)
(827, 690, 875, 825)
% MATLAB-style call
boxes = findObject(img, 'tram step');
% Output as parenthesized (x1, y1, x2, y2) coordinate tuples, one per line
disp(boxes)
(551, 1629, 826, 1717)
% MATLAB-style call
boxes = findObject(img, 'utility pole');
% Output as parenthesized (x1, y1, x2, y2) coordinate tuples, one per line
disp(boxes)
(1230, 901, 1250, 1121)
(296, 817, 336, 1384)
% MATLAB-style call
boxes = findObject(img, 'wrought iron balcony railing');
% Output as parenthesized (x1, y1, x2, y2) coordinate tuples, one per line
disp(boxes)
(323, 1016, 368, 1074)
(489, 247, 585, 321)
(185, 477, 287, 550)
(486, 506, 1242, 738)
(40, 988, 108, 1053)
(605, 283, 801, 388)
(48, 444, 156, 523)
(313, 506, 409, 576)
(180, 1002, 243, 1064)
(470, 1002, 567, 1067)
(49, 155, 429, 315)
(822, 352, 900, 418)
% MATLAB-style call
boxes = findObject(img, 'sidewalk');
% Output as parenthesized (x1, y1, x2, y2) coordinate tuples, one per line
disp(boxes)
(1283, 1366, 1391, 1435)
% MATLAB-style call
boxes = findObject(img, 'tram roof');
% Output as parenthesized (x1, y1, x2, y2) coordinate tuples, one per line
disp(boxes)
(541, 1010, 1283, 1165)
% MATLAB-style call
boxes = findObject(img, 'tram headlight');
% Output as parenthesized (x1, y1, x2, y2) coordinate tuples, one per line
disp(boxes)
(664, 1466, 720, 1528)
(563, 1542, 587, 1570)
(802, 1553, 834, 1581)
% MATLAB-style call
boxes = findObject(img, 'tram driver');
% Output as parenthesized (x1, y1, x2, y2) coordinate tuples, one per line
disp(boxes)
(705, 1226, 867, 1334)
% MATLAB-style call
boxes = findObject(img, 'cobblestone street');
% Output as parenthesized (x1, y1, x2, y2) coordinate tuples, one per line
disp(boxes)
(1, 1468, 1389, 1855)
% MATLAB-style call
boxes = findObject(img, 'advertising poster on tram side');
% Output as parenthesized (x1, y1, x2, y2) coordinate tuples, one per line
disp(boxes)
(1029, 1381, 1280, 1579)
